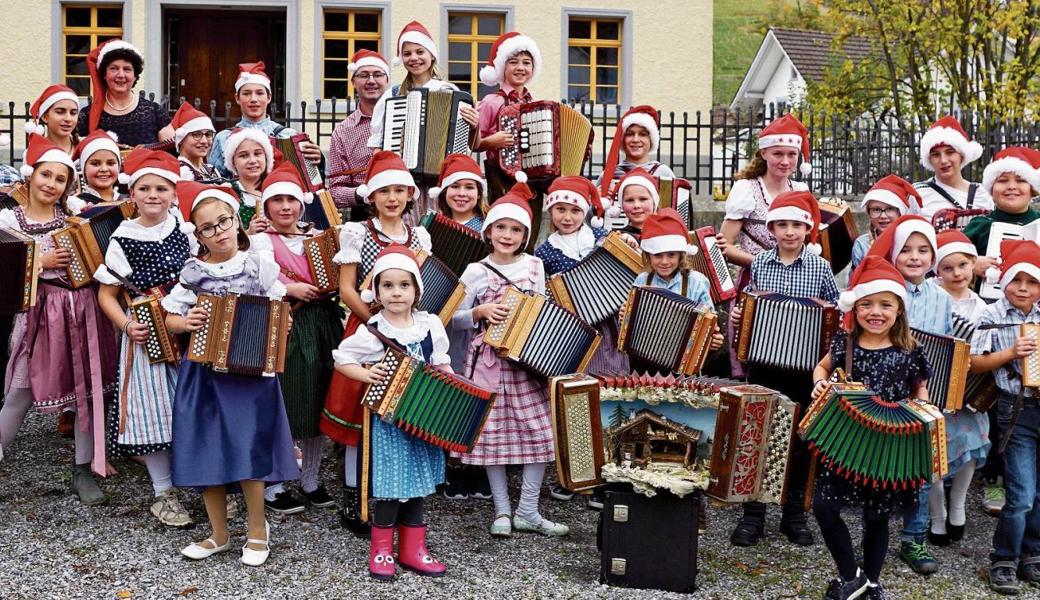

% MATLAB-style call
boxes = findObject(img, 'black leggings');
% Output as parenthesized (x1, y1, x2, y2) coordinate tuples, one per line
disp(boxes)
(812, 492, 889, 582)
(372, 497, 425, 528)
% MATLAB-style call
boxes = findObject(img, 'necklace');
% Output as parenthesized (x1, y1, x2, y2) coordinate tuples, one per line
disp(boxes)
(105, 93, 134, 111)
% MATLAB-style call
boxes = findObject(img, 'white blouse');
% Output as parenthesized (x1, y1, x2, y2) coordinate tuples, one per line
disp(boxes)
(452, 254, 545, 330)
(332, 310, 451, 367)
(94, 214, 197, 285)
(332, 219, 432, 265)
(724, 177, 809, 221)
(160, 249, 287, 315)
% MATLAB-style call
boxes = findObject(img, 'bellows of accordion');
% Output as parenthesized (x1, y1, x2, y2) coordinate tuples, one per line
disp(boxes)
(0, 227, 40, 314)
(497, 101, 594, 180)
(482, 286, 601, 378)
(547, 232, 643, 325)
(689, 227, 736, 303)
(1023, 324, 1040, 388)
(360, 250, 466, 326)
(420, 212, 488, 277)
(817, 196, 858, 275)
(381, 89, 474, 177)
(549, 375, 605, 492)
(51, 201, 135, 288)
(131, 295, 180, 364)
(302, 229, 340, 293)
(736, 291, 839, 372)
(616, 286, 717, 375)
(911, 328, 970, 412)
(272, 134, 325, 193)
(187, 293, 290, 376)
(362, 346, 495, 453)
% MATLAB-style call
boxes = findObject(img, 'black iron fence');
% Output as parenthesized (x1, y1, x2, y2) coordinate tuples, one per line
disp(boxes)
(4, 94, 1040, 198)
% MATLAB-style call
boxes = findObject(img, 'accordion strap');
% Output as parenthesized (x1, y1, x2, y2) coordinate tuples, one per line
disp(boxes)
(925, 179, 977, 210)
(107, 270, 146, 298)
(845, 333, 854, 380)
(365, 218, 413, 249)
(480, 260, 521, 290)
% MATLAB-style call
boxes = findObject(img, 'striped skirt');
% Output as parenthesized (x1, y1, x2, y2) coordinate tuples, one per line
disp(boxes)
(109, 309, 177, 454)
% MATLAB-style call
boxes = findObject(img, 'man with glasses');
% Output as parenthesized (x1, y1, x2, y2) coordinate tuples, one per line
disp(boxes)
(327, 49, 392, 221)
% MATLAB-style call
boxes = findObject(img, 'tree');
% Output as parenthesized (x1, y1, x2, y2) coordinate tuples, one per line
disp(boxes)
(608, 404, 629, 428)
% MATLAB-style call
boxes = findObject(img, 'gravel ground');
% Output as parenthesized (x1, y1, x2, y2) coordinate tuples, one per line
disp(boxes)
(0, 411, 1029, 599)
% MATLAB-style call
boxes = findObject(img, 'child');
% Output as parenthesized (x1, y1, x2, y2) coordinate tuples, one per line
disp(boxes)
(935, 230, 987, 321)
(324, 150, 431, 536)
(0, 135, 117, 504)
(249, 163, 344, 514)
(170, 102, 220, 183)
(431, 153, 489, 234)
(612, 167, 660, 240)
(452, 184, 568, 538)
(729, 190, 839, 548)
(810, 255, 931, 600)
(94, 148, 193, 527)
(25, 84, 81, 155)
(222, 127, 275, 234)
(163, 180, 298, 566)
(596, 105, 676, 198)
(333, 244, 451, 580)
(970, 240, 1040, 595)
(914, 116, 992, 221)
(72, 129, 123, 204)
(850, 174, 921, 271)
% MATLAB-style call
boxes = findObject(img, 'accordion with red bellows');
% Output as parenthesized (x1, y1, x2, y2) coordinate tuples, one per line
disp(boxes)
(497, 101, 594, 180)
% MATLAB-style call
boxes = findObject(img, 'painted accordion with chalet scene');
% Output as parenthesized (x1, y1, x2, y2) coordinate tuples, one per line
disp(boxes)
(380, 88, 475, 178)
(51, 201, 135, 288)
(0, 227, 40, 314)
(419, 212, 488, 277)
(301, 229, 340, 294)
(547, 231, 643, 325)
(497, 101, 594, 180)
(689, 226, 737, 304)
(931, 208, 990, 233)
(549, 375, 606, 492)
(361, 249, 466, 325)
(1023, 323, 1040, 388)
(187, 293, 290, 376)
(616, 286, 717, 375)
(911, 328, 970, 412)
(130, 292, 181, 364)
(736, 291, 839, 372)
(817, 196, 858, 274)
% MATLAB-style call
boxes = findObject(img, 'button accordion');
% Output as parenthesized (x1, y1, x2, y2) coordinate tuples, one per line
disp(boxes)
(547, 231, 643, 325)
(497, 101, 594, 180)
(736, 291, 839, 372)
(187, 292, 291, 376)
(911, 328, 970, 412)
(362, 345, 495, 453)
(482, 286, 602, 378)
(689, 226, 737, 304)
(302, 229, 340, 294)
(1023, 323, 1040, 388)
(0, 227, 40, 314)
(950, 314, 1000, 412)
(595, 371, 741, 406)
(360, 250, 466, 326)
(51, 201, 135, 288)
(708, 384, 800, 505)
(931, 208, 989, 233)
(616, 286, 717, 375)
(549, 374, 606, 492)
(419, 212, 488, 277)
(130, 293, 180, 364)
(817, 196, 858, 274)
(272, 134, 324, 193)
(381, 88, 475, 178)
(118, 139, 176, 161)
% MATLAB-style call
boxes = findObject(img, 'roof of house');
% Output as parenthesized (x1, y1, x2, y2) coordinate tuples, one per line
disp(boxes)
(609, 409, 702, 443)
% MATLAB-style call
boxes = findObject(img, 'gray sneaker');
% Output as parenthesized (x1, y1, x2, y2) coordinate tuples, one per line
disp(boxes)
(990, 562, 1021, 595)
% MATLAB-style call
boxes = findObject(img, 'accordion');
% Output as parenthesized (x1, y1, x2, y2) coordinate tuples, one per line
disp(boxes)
(800, 381, 948, 489)
(302, 229, 340, 294)
(547, 232, 643, 325)
(616, 286, 717, 375)
(482, 286, 601, 378)
(912, 328, 970, 412)
(361, 250, 466, 325)
(272, 134, 324, 193)
(0, 227, 40, 314)
(118, 139, 176, 161)
(419, 212, 488, 277)
(931, 208, 989, 233)
(708, 385, 800, 505)
(817, 196, 858, 274)
(381, 89, 474, 178)
(187, 293, 290, 376)
(689, 227, 736, 304)
(737, 291, 839, 372)
(549, 374, 605, 492)
(595, 371, 741, 405)
(305, 190, 343, 231)
(497, 101, 594, 180)
(130, 294, 180, 364)
(981, 221, 1040, 300)
(362, 345, 495, 453)
(1024, 323, 1040, 388)
(51, 201, 135, 288)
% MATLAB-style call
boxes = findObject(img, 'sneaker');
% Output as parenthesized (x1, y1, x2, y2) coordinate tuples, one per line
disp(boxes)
(466, 468, 492, 500)
(838, 570, 869, 600)
(549, 484, 574, 501)
(302, 486, 337, 508)
(1020, 556, 1040, 589)
(984, 484, 1006, 516)
(899, 540, 939, 575)
(265, 490, 306, 515)
(864, 582, 888, 600)
(151, 490, 193, 528)
(441, 480, 468, 500)
(990, 562, 1021, 595)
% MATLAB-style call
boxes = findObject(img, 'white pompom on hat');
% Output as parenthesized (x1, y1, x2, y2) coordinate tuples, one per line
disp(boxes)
(25, 84, 79, 137)
(479, 31, 541, 87)
(837, 255, 908, 317)
(482, 181, 535, 244)
(175, 180, 241, 234)
(864, 214, 939, 272)
(74, 129, 121, 170)
(759, 114, 812, 176)
(262, 161, 314, 205)
(20, 133, 76, 179)
(862, 174, 923, 215)
(427, 153, 486, 200)
(765, 190, 823, 255)
(357, 150, 419, 202)
(546, 175, 608, 228)
(919, 115, 984, 171)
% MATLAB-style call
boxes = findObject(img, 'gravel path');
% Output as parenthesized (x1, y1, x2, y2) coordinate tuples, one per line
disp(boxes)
(0, 411, 1025, 599)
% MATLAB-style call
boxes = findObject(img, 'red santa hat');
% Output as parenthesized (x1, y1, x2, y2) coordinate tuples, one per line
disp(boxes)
(25, 84, 80, 136)
(86, 39, 143, 132)
(348, 49, 391, 78)
(171, 102, 215, 147)
(547, 176, 608, 228)
(981, 146, 1040, 195)
(359, 244, 425, 304)
(758, 114, 812, 176)
(483, 182, 535, 243)
(428, 153, 486, 200)
(864, 214, 939, 271)
(262, 161, 313, 205)
(919, 115, 984, 171)
(837, 255, 908, 314)
(118, 147, 180, 188)
(862, 174, 922, 215)
(392, 21, 438, 67)
(357, 150, 419, 202)
(235, 61, 272, 93)
(176, 180, 241, 234)
(612, 166, 660, 216)
(222, 128, 274, 176)
(20, 134, 76, 180)
(986, 240, 1040, 289)
(639, 208, 698, 256)
(935, 229, 978, 268)
(598, 105, 661, 198)
(73, 129, 121, 170)
(479, 31, 542, 87)
(765, 190, 822, 255)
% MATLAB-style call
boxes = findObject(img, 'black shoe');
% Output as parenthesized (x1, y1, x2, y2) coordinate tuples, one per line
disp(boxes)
(303, 485, 337, 508)
(466, 466, 492, 500)
(549, 484, 574, 501)
(1020, 556, 1040, 589)
(838, 570, 869, 600)
(946, 514, 965, 542)
(780, 512, 814, 546)
(340, 485, 371, 538)
(864, 581, 888, 600)
(824, 578, 843, 600)
(730, 516, 764, 547)
(265, 490, 306, 515)
(442, 480, 468, 500)
(926, 528, 951, 547)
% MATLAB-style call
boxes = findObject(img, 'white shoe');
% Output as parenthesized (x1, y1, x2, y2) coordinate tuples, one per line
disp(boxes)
(181, 535, 231, 560)
(241, 521, 271, 566)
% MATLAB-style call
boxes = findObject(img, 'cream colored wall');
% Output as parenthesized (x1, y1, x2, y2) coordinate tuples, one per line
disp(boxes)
(0, 1, 53, 105)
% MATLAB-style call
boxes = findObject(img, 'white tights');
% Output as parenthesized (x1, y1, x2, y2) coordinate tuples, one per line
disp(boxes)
(929, 459, 975, 534)
(486, 463, 548, 524)
(0, 388, 93, 464)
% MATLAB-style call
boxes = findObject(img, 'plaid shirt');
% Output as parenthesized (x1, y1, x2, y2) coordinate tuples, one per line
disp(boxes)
(748, 246, 840, 303)
(904, 279, 953, 336)
(971, 296, 1040, 397)
(0, 163, 20, 186)
(327, 109, 374, 209)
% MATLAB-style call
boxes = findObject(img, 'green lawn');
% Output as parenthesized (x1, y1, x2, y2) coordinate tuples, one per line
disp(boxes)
(713, 0, 778, 107)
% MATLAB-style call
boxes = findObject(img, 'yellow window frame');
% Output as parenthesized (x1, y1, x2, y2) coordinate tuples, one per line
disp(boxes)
(322, 9, 382, 98)
(567, 17, 623, 104)
(446, 12, 505, 99)
(62, 3, 124, 95)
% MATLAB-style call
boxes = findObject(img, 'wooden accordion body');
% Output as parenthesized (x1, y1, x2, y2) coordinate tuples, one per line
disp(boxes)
(131, 293, 180, 364)
(547, 232, 643, 325)
(272, 134, 325, 193)
(689, 226, 737, 304)
(549, 374, 605, 492)
(616, 286, 717, 375)
(497, 101, 594, 180)
(381, 89, 475, 178)
(361, 250, 465, 326)
(817, 196, 858, 274)
(911, 328, 970, 412)
(0, 227, 40, 314)
(51, 201, 134, 288)
(187, 293, 290, 376)
(1023, 323, 1040, 388)
(419, 212, 488, 277)
(736, 291, 839, 372)
(302, 229, 341, 294)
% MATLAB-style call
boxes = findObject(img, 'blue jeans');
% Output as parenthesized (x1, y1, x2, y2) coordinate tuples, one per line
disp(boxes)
(901, 482, 931, 542)
(991, 400, 1040, 564)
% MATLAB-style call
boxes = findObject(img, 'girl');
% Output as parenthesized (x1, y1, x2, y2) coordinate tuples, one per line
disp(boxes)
(850, 175, 921, 271)
(25, 84, 81, 155)
(170, 102, 221, 183)
(334, 244, 450, 580)
(0, 135, 117, 504)
(596, 105, 675, 209)
(72, 129, 124, 204)
(222, 127, 274, 234)
(324, 150, 431, 536)
(915, 116, 992, 221)
(452, 184, 568, 538)
(935, 230, 987, 323)
(163, 180, 298, 566)
(249, 163, 344, 513)
(612, 167, 660, 240)
(79, 39, 173, 145)
(810, 255, 931, 600)
(94, 149, 193, 527)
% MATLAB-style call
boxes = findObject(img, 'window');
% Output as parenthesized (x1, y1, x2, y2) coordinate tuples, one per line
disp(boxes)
(62, 3, 124, 96)
(446, 12, 506, 100)
(322, 8, 382, 99)
(567, 17, 622, 104)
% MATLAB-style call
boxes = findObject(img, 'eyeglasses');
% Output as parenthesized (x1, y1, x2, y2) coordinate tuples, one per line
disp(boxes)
(353, 71, 388, 81)
(196, 215, 237, 239)
(867, 207, 902, 218)
(188, 131, 215, 141)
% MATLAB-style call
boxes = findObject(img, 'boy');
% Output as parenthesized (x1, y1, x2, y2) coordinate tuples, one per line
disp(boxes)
(964, 146, 1040, 276)
(914, 115, 992, 222)
(850, 174, 921, 271)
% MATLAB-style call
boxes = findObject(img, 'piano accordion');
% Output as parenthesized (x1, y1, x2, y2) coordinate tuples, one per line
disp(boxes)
(482, 286, 602, 378)
(497, 101, 594, 180)
(689, 226, 737, 303)
(51, 201, 135, 288)
(616, 286, 717, 375)
(931, 208, 990, 233)
(381, 89, 475, 178)
(736, 291, 839, 372)
(818, 196, 858, 274)
(0, 227, 40, 314)
(302, 229, 340, 294)
(981, 221, 1040, 300)
(362, 345, 495, 453)
(549, 374, 605, 492)
(547, 232, 643, 325)
(708, 385, 800, 505)
(187, 293, 290, 376)
(912, 328, 970, 412)
(1023, 323, 1040, 388)
(361, 250, 466, 325)
(419, 212, 488, 277)
(130, 294, 180, 364)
